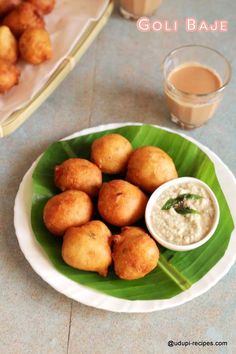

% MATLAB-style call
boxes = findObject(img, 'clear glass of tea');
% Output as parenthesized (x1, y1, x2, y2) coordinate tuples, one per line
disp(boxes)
(163, 45, 231, 129)
(120, 0, 162, 20)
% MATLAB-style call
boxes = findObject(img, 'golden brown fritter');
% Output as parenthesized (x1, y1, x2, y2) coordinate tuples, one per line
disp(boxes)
(19, 27, 52, 64)
(43, 190, 93, 236)
(26, 0, 56, 15)
(0, 58, 20, 94)
(3, 2, 45, 38)
(98, 179, 147, 227)
(126, 146, 178, 193)
(54, 158, 102, 198)
(0, 0, 22, 17)
(62, 220, 112, 277)
(0, 26, 18, 63)
(112, 227, 159, 280)
(91, 134, 133, 174)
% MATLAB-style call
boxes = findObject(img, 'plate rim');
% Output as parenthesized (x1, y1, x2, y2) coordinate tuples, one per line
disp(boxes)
(14, 122, 236, 312)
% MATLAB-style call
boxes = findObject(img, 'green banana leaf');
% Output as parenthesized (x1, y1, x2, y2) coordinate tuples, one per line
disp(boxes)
(31, 125, 234, 300)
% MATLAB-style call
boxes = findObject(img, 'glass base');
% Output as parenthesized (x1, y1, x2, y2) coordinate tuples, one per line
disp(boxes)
(170, 114, 204, 130)
(119, 7, 140, 20)
(119, 6, 157, 20)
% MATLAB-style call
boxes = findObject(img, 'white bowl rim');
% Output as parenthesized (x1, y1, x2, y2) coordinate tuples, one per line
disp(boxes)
(145, 177, 220, 251)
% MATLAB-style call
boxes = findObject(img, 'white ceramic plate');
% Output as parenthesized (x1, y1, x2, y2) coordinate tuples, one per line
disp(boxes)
(14, 123, 236, 313)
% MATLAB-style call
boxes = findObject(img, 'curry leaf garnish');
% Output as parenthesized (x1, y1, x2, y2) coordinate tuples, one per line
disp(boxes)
(161, 198, 176, 210)
(161, 193, 203, 215)
(179, 193, 203, 201)
(174, 206, 200, 215)
(161, 193, 202, 210)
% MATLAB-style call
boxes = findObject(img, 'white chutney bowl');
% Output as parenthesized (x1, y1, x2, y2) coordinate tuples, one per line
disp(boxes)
(145, 177, 220, 252)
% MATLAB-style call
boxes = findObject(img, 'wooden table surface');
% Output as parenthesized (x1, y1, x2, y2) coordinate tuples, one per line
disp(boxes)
(0, 1, 235, 353)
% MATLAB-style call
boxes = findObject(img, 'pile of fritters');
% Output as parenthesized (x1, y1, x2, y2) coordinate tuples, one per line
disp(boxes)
(0, 0, 55, 94)
(43, 133, 178, 280)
